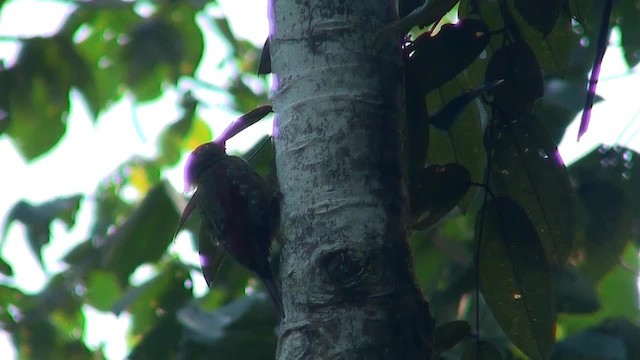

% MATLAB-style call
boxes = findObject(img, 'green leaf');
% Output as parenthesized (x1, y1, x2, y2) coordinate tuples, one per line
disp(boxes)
(159, 1, 204, 77)
(101, 182, 181, 283)
(514, 0, 564, 36)
(121, 17, 183, 101)
(120, 2, 203, 101)
(412, 163, 471, 229)
(5, 37, 73, 160)
(113, 261, 192, 338)
(476, 197, 555, 360)
(73, 7, 142, 114)
(514, 2, 576, 75)
(433, 320, 471, 354)
(410, 231, 448, 294)
(461, 340, 504, 360)
(0, 284, 27, 308)
(616, 0, 640, 68)
(85, 271, 123, 312)
(158, 92, 198, 166)
(490, 115, 577, 263)
(2, 195, 82, 269)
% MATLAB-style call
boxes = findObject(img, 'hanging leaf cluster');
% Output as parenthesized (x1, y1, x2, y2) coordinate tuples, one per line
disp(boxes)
(397, 0, 640, 358)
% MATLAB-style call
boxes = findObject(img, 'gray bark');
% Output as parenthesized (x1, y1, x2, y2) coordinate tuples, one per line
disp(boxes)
(269, 0, 434, 358)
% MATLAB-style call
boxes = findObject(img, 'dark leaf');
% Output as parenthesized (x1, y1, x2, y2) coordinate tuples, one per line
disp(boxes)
(178, 295, 278, 359)
(516, 2, 576, 75)
(411, 19, 490, 93)
(62, 240, 99, 267)
(460, 0, 575, 75)
(128, 315, 182, 360)
(476, 197, 555, 360)
(426, 76, 485, 212)
(16, 319, 58, 359)
(400, 0, 425, 18)
(0, 256, 13, 276)
(569, 145, 640, 215)
(461, 340, 504, 360)
(597, 319, 640, 360)
(569, 0, 595, 27)
(552, 331, 626, 360)
(412, 163, 471, 229)
(577, 181, 633, 281)
(429, 80, 503, 132)
(490, 115, 577, 263)
(570, 145, 640, 207)
(514, 0, 564, 36)
(121, 18, 184, 100)
(559, 245, 639, 338)
(2, 195, 82, 269)
(257, 38, 271, 75)
(485, 40, 544, 116)
(432, 320, 471, 354)
(552, 264, 600, 314)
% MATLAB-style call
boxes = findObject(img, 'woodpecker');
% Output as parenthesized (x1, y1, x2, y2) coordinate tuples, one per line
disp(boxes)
(178, 140, 283, 317)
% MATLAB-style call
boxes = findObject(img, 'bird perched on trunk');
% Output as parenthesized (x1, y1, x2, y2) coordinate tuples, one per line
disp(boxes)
(175, 106, 283, 317)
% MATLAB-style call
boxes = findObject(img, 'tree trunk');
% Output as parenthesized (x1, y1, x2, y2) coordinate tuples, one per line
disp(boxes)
(269, 0, 434, 359)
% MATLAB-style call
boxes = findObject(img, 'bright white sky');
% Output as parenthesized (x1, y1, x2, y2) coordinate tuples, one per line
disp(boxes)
(0, 1, 639, 358)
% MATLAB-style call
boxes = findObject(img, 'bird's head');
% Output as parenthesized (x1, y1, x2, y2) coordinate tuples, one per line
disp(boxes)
(184, 141, 227, 193)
